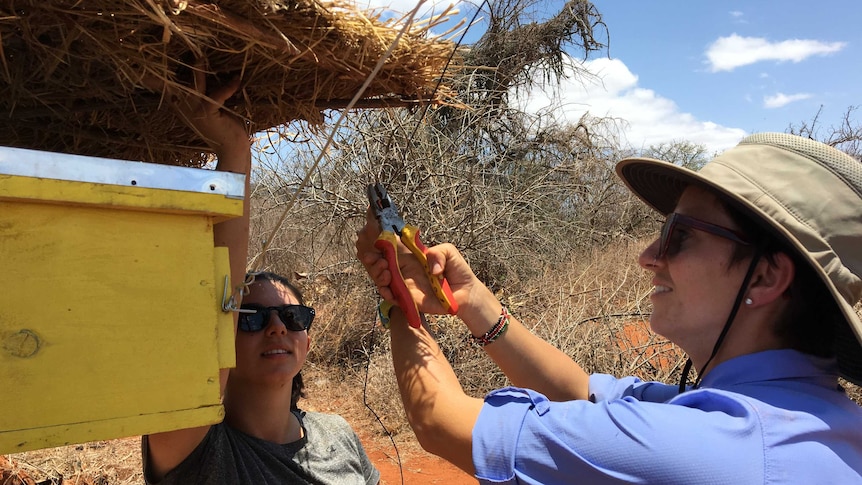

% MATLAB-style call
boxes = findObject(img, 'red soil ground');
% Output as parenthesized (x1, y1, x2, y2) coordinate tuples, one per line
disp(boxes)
(358, 432, 475, 485)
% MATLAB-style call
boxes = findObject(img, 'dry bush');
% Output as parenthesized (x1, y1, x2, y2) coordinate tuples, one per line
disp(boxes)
(354, 347, 415, 439)
(235, 0, 622, 378)
(240, 103, 658, 368)
(3, 438, 141, 485)
(523, 238, 683, 380)
(787, 105, 862, 161)
(246, 161, 377, 369)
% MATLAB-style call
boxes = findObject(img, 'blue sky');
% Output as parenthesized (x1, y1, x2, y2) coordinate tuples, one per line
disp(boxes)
(358, 0, 861, 153)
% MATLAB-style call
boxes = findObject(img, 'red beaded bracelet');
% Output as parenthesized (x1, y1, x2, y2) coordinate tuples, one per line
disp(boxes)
(471, 305, 510, 347)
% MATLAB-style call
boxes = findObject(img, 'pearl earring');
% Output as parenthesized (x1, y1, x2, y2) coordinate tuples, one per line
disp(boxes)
(744, 298, 753, 305)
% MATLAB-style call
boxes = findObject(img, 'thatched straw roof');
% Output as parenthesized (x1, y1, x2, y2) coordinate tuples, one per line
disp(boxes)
(1, 0, 460, 166)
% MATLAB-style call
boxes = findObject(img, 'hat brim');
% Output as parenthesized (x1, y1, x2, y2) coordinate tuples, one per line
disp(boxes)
(616, 157, 862, 386)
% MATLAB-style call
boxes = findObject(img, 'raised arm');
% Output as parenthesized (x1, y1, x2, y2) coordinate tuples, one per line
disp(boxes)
(144, 64, 251, 482)
(356, 209, 590, 403)
(386, 305, 483, 474)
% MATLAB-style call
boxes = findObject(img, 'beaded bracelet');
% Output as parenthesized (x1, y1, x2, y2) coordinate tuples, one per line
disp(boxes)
(471, 305, 510, 347)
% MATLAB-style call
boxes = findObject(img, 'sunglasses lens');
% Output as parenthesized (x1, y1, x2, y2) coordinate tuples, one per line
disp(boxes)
(276, 306, 315, 331)
(658, 218, 671, 258)
(238, 310, 267, 332)
(238, 305, 315, 332)
(658, 214, 685, 259)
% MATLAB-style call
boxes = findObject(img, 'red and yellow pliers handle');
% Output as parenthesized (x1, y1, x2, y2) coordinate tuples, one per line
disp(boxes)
(373, 230, 420, 327)
(373, 226, 458, 328)
(401, 223, 458, 316)
(368, 182, 458, 328)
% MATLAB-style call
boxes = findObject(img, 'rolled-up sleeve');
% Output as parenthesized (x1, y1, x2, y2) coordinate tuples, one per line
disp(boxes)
(471, 388, 542, 483)
(472, 385, 764, 484)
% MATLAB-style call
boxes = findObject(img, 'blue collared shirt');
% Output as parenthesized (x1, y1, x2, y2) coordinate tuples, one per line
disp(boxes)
(472, 350, 862, 484)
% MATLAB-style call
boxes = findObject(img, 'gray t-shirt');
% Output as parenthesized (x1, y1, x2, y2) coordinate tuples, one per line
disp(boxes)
(143, 410, 380, 485)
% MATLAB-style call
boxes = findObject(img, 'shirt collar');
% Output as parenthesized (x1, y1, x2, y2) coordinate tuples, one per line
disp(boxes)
(699, 349, 839, 390)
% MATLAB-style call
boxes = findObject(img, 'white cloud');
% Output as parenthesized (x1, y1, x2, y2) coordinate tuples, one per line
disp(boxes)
(517, 57, 746, 153)
(353, 0, 467, 38)
(705, 34, 846, 72)
(763, 92, 812, 109)
(729, 11, 746, 24)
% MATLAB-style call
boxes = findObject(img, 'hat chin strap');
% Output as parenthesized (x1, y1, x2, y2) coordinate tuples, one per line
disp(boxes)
(678, 248, 763, 394)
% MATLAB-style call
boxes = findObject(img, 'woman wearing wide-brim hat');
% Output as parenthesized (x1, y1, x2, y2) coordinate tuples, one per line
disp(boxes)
(356, 132, 862, 483)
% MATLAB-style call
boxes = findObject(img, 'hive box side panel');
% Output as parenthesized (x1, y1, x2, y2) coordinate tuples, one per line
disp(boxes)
(0, 199, 228, 453)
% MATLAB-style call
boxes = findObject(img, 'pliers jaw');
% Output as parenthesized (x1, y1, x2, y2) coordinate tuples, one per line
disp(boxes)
(367, 183, 405, 234)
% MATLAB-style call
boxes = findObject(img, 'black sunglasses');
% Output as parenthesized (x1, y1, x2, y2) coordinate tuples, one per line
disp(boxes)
(238, 304, 315, 332)
(657, 212, 750, 259)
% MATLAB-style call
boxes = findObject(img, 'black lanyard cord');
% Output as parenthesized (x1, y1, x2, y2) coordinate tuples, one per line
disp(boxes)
(678, 248, 763, 393)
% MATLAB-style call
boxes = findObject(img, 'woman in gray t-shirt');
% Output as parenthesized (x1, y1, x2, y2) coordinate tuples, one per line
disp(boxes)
(142, 66, 379, 485)
(144, 272, 379, 485)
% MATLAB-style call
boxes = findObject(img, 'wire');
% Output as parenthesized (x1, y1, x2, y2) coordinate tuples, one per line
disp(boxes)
(362, 303, 405, 485)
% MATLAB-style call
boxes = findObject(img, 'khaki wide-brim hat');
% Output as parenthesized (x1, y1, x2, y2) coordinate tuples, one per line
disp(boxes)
(616, 133, 862, 385)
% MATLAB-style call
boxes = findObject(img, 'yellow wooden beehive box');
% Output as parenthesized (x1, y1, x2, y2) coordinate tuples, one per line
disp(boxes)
(0, 146, 243, 454)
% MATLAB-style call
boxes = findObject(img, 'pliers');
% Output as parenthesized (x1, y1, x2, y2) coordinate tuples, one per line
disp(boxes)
(367, 183, 458, 328)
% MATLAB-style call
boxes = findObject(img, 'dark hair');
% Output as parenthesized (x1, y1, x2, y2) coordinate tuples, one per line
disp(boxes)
(247, 271, 308, 410)
(722, 203, 839, 357)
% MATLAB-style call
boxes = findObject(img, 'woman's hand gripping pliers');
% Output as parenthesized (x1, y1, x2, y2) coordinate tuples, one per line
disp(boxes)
(367, 183, 459, 328)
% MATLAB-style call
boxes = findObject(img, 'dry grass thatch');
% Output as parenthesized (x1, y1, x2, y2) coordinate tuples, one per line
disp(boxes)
(0, 0, 461, 166)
